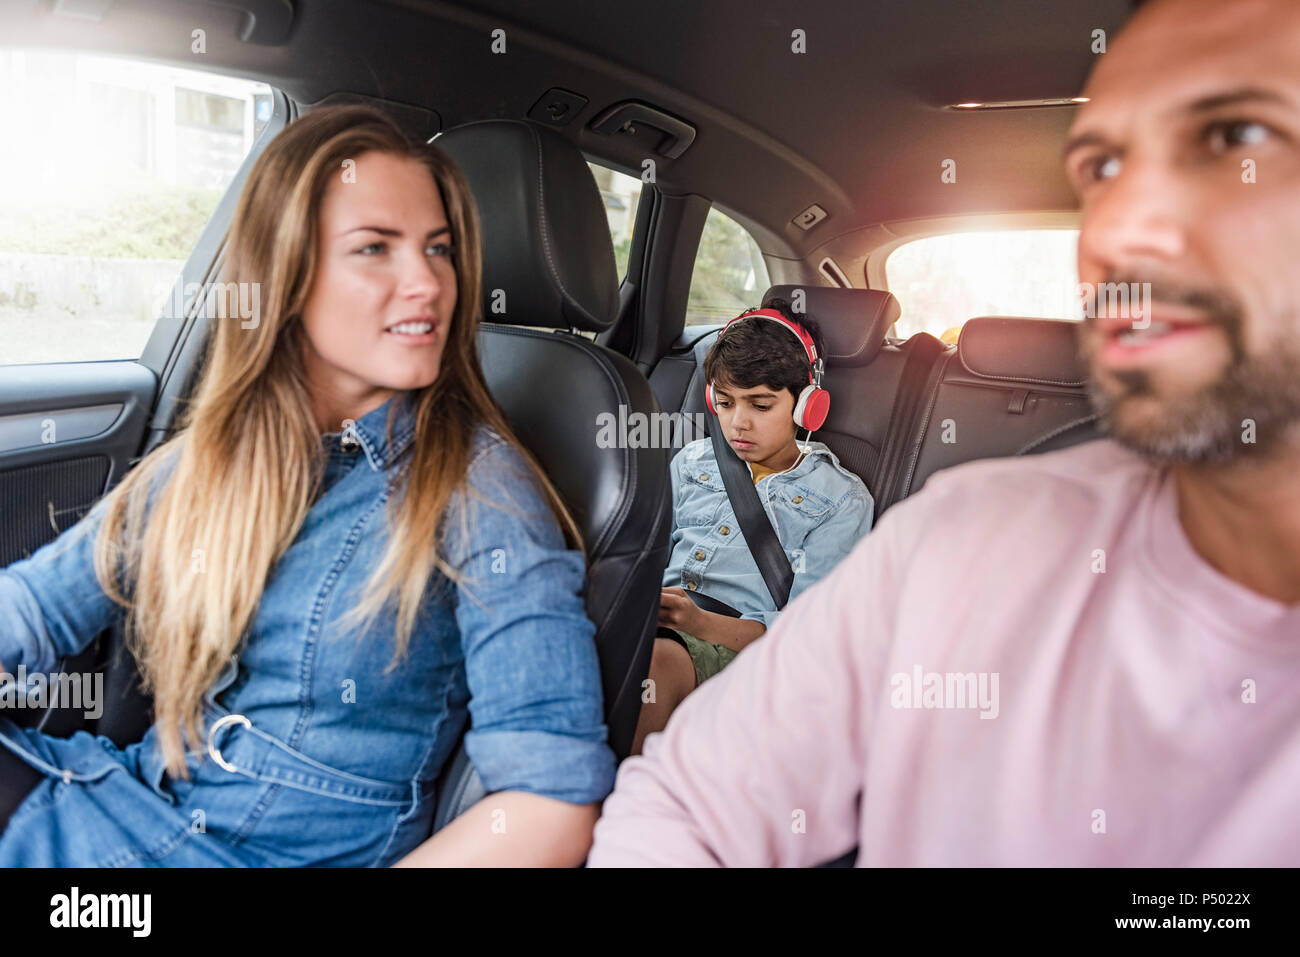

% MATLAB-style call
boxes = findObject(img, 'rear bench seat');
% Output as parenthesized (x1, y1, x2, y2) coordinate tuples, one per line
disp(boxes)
(648, 292, 1101, 518)
(896, 315, 1100, 504)
(651, 286, 910, 493)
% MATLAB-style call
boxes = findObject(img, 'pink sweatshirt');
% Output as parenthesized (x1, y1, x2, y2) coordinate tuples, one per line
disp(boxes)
(589, 439, 1300, 866)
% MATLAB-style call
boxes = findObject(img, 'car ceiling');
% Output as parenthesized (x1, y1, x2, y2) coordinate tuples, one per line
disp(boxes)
(3, 0, 1133, 265)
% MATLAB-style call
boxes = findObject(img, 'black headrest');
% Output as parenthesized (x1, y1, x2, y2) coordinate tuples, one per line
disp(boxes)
(958, 316, 1088, 386)
(761, 285, 898, 368)
(434, 120, 619, 332)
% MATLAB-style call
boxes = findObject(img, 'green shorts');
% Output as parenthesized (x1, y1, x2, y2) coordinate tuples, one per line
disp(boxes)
(663, 628, 739, 687)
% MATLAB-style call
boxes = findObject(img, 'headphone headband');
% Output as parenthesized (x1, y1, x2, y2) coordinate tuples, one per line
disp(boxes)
(708, 307, 831, 432)
(718, 308, 820, 381)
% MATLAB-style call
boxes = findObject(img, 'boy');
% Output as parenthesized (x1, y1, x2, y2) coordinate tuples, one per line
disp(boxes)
(631, 298, 873, 754)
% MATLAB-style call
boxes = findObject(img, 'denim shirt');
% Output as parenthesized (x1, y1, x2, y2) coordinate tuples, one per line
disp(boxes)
(662, 438, 874, 628)
(0, 392, 615, 867)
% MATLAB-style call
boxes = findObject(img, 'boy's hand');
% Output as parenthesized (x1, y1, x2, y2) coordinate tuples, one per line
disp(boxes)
(659, 587, 703, 635)
(659, 589, 767, 653)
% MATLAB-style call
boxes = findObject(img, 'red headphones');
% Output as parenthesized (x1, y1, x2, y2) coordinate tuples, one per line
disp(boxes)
(705, 307, 830, 431)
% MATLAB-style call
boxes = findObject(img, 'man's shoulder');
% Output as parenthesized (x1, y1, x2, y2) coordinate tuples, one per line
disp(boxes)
(848, 438, 1162, 575)
(903, 438, 1156, 515)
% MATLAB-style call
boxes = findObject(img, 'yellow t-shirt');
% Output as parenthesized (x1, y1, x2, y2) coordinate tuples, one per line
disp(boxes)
(750, 462, 778, 484)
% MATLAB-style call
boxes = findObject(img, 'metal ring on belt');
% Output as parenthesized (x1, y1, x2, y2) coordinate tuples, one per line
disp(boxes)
(207, 713, 252, 773)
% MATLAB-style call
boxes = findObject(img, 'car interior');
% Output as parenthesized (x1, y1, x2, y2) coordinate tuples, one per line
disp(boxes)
(0, 0, 1131, 848)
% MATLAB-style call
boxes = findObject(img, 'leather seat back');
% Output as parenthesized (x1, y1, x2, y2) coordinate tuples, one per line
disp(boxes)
(432, 120, 672, 828)
(898, 316, 1100, 499)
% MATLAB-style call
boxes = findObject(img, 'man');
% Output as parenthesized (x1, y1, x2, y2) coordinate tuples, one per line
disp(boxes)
(588, 0, 1300, 866)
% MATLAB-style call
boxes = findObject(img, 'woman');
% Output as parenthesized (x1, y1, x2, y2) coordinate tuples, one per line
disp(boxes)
(0, 105, 615, 866)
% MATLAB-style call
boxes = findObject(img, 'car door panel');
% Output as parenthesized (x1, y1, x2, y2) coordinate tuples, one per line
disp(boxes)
(0, 360, 156, 566)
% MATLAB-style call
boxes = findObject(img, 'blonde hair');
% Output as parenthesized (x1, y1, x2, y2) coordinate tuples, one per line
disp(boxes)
(90, 105, 581, 775)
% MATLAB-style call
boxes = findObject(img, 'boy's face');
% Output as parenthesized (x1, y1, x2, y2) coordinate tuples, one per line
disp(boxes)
(712, 380, 800, 471)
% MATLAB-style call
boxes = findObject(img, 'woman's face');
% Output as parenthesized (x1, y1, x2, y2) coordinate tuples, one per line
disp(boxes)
(299, 150, 458, 430)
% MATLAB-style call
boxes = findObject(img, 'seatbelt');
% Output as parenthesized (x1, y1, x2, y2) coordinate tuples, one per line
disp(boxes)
(686, 589, 742, 618)
(708, 423, 794, 610)
(872, 333, 946, 517)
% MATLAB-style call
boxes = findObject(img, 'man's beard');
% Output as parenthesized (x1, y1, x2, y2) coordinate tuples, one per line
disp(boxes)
(1083, 279, 1300, 465)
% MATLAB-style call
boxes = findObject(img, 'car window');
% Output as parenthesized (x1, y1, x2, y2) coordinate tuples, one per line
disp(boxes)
(0, 50, 273, 366)
(884, 229, 1081, 341)
(587, 161, 643, 280)
(685, 207, 770, 326)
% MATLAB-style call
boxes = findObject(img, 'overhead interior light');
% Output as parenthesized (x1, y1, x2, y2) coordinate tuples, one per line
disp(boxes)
(945, 97, 1090, 111)
(51, 0, 114, 19)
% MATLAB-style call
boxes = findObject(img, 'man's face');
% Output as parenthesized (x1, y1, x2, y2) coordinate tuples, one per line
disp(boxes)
(1066, 0, 1300, 463)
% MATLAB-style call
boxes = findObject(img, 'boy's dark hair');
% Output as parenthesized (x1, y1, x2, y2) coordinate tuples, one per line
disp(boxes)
(703, 296, 827, 406)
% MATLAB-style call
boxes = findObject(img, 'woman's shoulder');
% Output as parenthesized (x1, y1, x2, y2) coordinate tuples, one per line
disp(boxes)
(461, 425, 548, 509)
(465, 424, 543, 483)
(443, 425, 565, 553)
(466, 423, 511, 470)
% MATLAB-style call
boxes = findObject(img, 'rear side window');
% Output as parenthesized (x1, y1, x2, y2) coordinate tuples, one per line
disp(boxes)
(587, 161, 643, 280)
(685, 207, 770, 326)
(0, 50, 272, 366)
(884, 230, 1081, 341)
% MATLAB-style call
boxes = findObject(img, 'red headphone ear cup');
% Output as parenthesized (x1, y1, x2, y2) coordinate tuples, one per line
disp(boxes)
(706, 382, 717, 415)
(796, 387, 830, 431)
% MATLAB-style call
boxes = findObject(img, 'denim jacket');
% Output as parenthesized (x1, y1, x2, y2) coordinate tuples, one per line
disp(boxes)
(0, 392, 615, 866)
(662, 437, 874, 628)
